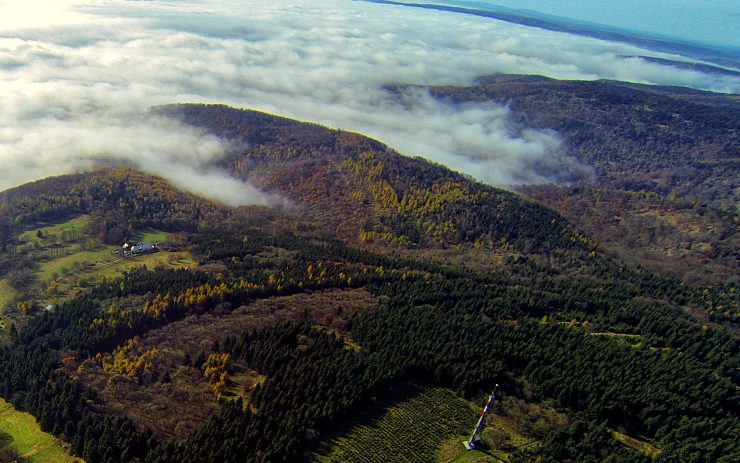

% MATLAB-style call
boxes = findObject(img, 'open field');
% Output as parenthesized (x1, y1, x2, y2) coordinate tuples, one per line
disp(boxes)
(0, 397, 83, 463)
(11, 218, 189, 304)
(438, 393, 542, 463)
(77, 251, 195, 282)
(30, 225, 193, 304)
(130, 228, 170, 244)
(17, 215, 90, 248)
(436, 411, 538, 463)
(37, 247, 114, 282)
(0, 223, 194, 340)
(35, 246, 196, 304)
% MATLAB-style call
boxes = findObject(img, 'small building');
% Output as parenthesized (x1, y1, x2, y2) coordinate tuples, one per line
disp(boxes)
(117, 242, 158, 257)
(130, 243, 157, 255)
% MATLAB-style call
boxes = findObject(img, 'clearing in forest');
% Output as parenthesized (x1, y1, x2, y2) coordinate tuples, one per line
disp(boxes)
(32, 226, 193, 302)
(314, 385, 478, 463)
(0, 279, 14, 314)
(314, 384, 564, 463)
(130, 227, 170, 244)
(73, 289, 379, 441)
(613, 431, 661, 458)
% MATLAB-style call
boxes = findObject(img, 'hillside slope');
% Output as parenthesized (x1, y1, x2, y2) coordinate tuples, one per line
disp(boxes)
(154, 104, 589, 256)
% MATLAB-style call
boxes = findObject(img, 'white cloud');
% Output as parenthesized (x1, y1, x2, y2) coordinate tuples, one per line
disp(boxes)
(0, 0, 737, 203)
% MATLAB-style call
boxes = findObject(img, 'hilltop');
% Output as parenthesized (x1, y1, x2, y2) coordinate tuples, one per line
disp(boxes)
(154, 104, 586, 256)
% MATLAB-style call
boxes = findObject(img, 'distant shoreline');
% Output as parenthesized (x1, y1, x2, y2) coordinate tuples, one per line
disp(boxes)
(362, 0, 740, 69)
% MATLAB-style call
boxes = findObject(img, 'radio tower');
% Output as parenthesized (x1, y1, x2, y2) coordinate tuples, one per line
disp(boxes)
(463, 384, 499, 450)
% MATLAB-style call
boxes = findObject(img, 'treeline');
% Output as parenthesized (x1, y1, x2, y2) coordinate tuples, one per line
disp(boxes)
(188, 230, 462, 277)
(159, 104, 589, 254)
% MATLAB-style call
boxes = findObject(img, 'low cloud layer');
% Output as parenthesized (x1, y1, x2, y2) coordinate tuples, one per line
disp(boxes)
(1, 0, 737, 205)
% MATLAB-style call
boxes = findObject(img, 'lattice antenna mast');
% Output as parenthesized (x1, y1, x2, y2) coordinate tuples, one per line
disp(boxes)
(464, 384, 499, 450)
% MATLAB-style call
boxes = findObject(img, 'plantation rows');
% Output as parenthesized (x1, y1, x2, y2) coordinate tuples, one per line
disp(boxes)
(314, 387, 476, 463)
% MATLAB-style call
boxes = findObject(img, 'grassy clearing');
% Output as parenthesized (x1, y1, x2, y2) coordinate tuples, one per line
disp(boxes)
(314, 385, 476, 463)
(9, 223, 193, 307)
(34, 246, 195, 304)
(33, 226, 184, 286)
(131, 228, 170, 244)
(37, 247, 114, 282)
(614, 431, 661, 458)
(31, 225, 178, 288)
(437, 408, 537, 463)
(17, 215, 90, 245)
(0, 279, 15, 311)
(0, 397, 83, 463)
(223, 368, 266, 401)
(85, 252, 196, 282)
(439, 442, 499, 463)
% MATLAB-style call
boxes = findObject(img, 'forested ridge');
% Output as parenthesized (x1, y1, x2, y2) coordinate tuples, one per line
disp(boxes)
(424, 74, 738, 209)
(155, 104, 587, 255)
(417, 75, 739, 286)
(0, 99, 737, 462)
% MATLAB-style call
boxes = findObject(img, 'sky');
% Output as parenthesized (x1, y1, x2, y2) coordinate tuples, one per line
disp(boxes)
(411, 0, 740, 48)
(0, 0, 738, 206)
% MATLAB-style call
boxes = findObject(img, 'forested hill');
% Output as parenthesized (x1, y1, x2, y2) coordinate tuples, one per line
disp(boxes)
(154, 104, 588, 256)
(413, 75, 739, 286)
(0, 168, 281, 296)
(423, 74, 739, 211)
(0, 168, 235, 251)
